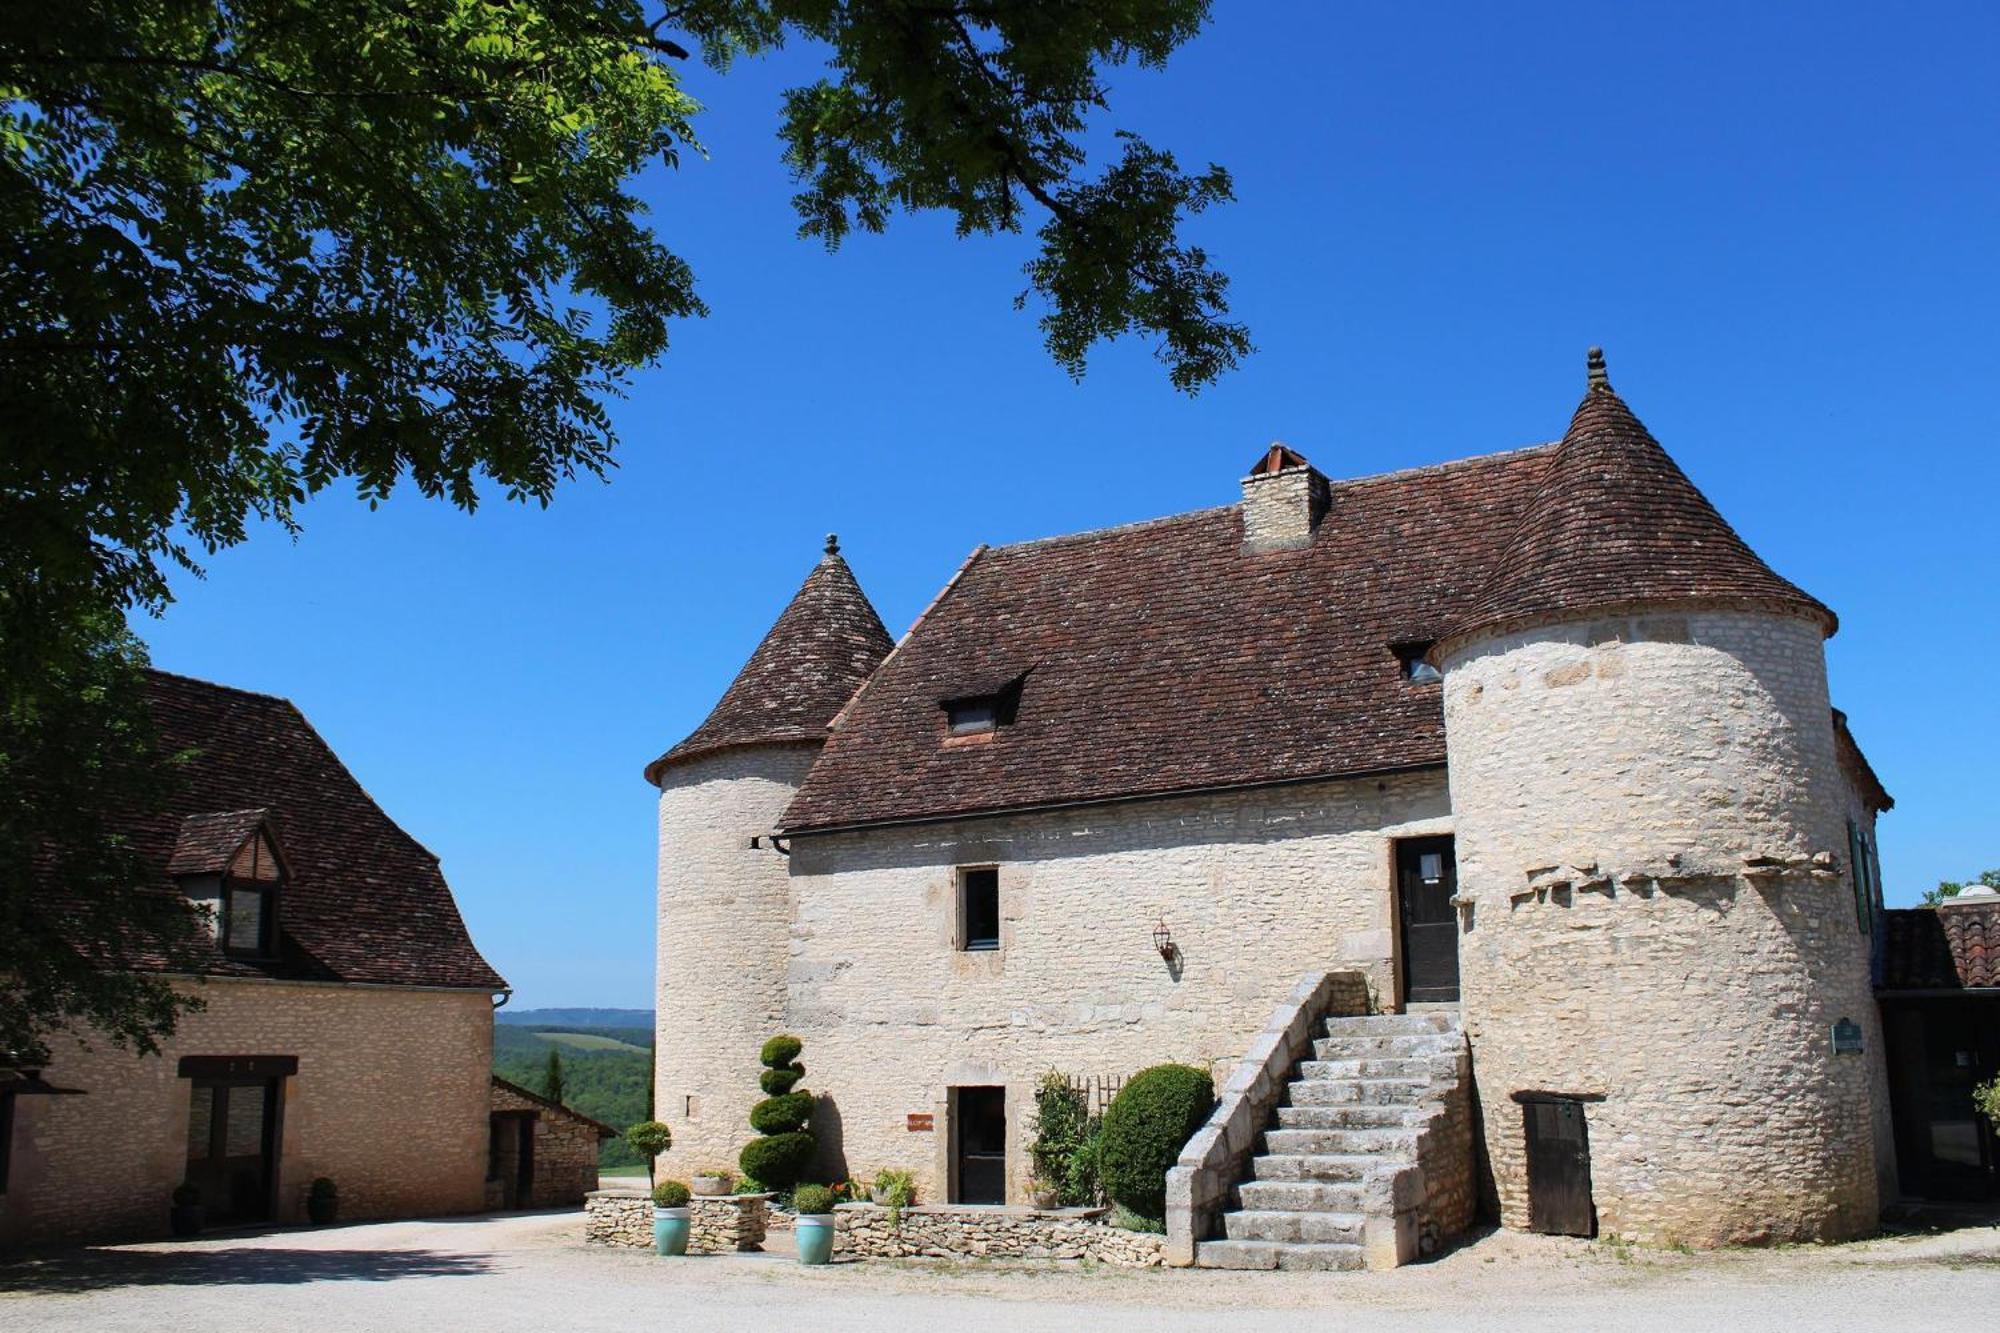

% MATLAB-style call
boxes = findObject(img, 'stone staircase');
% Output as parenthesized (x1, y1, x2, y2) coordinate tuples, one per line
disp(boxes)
(1193, 1011, 1470, 1271)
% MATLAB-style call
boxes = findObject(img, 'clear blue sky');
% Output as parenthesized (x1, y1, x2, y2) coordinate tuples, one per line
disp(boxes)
(139, 3, 2000, 1007)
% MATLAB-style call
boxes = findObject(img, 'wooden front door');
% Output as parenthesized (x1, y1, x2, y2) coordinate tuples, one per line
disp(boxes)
(186, 1077, 280, 1225)
(1523, 1097, 1596, 1236)
(1397, 836, 1460, 1004)
(951, 1087, 1007, 1205)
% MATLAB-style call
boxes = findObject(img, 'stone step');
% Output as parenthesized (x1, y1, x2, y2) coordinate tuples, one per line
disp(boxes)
(1222, 1209, 1365, 1245)
(1195, 1239, 1365, 1272)
(1249, 1153, 1377, 1184)
(1314, 1033, 1459, 1059)
(1273, 1103, 1421, 1130)
(1263, 1126, 1418, 1156)
(1235, 1179, 1367, 1212)
(1287, 1076, 1432, 1107)
(1299, 1056, 1438, 1080)
(1323, 1012, 1456, 1038)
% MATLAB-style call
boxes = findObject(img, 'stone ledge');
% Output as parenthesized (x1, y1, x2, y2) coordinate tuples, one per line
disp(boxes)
(584, 1190, 771, 1252)
(833, 1202, 1163, 1266)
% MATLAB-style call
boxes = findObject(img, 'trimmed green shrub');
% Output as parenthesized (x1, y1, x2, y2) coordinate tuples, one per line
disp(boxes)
(760, 1066, 803, 1095)
(793, 1184, 836, 1216)
(739, 1131, 815, 1190)
(652, 1180, 691, 1208)
(749, 1091, 814, 1135)
(626, 1120, 673, 1186)
(1098, 1064, 1214, 1226)
(760, 1035, 804, 1067)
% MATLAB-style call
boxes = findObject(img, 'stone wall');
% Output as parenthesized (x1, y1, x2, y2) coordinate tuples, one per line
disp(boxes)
(1, 981, 493, 1248)
(584, 1188, 770, 1251)
(653, 743, 821, 1183)
(1441, 609, 1888, 1244)
(835, 1203, 1164, 1266)
(489, 1081, 602, 1208)
(782, 770, 1452, 1204)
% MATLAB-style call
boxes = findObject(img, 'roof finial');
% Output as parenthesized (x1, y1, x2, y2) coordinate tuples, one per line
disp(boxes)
(824, 532, 840, 557)
(1586, 346, 1609, 390)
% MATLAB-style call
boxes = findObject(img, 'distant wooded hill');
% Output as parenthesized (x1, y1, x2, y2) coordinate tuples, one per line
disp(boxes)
(497, 1007, 654, 1028)
(492, 1019, 653, 1167)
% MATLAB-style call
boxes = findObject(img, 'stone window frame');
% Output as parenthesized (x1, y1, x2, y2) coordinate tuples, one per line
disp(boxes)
(955, 864, 1002, 952)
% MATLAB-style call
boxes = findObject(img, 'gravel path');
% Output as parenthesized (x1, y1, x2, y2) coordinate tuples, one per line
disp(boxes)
(3, 1210, 1995, 1332)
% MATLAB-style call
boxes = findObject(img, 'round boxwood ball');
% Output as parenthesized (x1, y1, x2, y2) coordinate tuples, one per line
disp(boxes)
(760, 1035, 804, 1068)
(739, 1131, 816, 1190)
(749, 1091, 814, 1136)
(760, 1066, 803, 1096)
(1097, 1063, 1215, 1224)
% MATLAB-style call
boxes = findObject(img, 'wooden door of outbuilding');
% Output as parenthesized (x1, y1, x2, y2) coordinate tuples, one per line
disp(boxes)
(1522, 1096, 1595, 1236)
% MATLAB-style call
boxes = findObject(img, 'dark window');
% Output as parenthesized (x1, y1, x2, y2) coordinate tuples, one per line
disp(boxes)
(947, 699, 999, 734)
(1392, 641, 1441, 684)
(960, 867, 1000, 951)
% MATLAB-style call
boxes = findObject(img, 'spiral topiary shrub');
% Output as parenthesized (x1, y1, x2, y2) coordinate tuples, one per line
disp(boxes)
(1097, 1063, 1214, 1227)
(740, 1034, 816, 1189)
(749, 1091, 814, 1135)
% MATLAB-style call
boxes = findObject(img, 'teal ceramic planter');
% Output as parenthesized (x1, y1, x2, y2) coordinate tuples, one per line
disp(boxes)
(653, 1207, 690, 1256)
(794, 1214, 835, 1265)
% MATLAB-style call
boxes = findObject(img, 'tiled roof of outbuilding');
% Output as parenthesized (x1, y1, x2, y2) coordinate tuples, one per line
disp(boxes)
(167, 808, 274, 876)
(781, 445, 1558, 832)
(1442, 356, 1834, 649)
(1882, 900, 2000, 991)
(129, 671, 506, 991)
(646, 541, 893, 782)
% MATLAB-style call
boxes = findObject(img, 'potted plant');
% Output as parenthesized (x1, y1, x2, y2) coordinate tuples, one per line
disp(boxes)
(651, 1180, 692, 1256)
(869, 1168, 915, 1227)
(306, 1177, 339, 1225)
(625, 1120, 673, 1189)
(690, 1166, 734, 1197)
(792, 1184, 836, 1265)
(1028, 1177, 1060, 1211)
(169, 1183, 204, 1237)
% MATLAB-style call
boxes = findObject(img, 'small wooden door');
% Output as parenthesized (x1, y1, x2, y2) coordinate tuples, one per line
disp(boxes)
(1523, 1097, 1596, 1236)
(951, 1087, 1007, 1205)
(186, 1077, 279, 1225)
(1397, 837, 1460, 1004)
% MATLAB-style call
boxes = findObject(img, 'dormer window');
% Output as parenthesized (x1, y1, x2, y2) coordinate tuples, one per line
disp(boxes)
(171, 811, 285, 961)
(1392, 641, 1442, 685)
(940, 673, 1026, 740)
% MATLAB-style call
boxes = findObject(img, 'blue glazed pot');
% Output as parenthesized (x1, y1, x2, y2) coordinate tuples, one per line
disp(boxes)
(653, 1207, 690, 1256)
(794, 1214, 835, 1265)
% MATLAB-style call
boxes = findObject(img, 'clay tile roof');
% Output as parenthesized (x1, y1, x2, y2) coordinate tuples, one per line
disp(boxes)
(491, 1076, 619, 1139)
(1442, 361, 1833, 651)
(645, 542, 893, 783)
(126, 670, 506, 991)
(1882, 900, 2000, 991)
(781, 446, 1558, 833)
(167, 808, 273, 876)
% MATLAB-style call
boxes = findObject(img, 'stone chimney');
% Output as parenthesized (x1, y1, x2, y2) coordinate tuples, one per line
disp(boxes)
(1239, 444, 1330, 553)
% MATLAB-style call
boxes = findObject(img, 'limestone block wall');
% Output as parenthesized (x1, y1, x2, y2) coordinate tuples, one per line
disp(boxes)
(835, 1203, 1165, 1265)
(1441, 609, 1888, 1244)
(782, 771, 1450, 1204)
(653, 743, 821, 1182)
(1, 981, 493, 1248)
(584, 1187, 770, 1251)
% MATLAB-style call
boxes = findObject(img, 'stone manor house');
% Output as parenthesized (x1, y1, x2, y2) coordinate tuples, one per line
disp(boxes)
(649, 352, 1907, 1265)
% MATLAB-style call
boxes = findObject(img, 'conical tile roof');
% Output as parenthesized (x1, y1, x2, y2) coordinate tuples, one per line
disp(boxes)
(1442, 352, 1833, 650)
(646, 538, 893, 782)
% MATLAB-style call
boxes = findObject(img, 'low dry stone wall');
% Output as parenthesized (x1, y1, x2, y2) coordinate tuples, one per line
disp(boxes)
(834, 1204, 1164, 1266)
(583, 1189, 770, 1252)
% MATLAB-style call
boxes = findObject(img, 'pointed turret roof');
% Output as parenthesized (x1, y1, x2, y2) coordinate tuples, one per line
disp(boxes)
(1440, 349, 1833, 651)
(645, 535, 893, 783)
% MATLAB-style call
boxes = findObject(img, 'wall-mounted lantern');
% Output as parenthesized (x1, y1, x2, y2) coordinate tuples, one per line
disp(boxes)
(1152, 918, 1177, 963)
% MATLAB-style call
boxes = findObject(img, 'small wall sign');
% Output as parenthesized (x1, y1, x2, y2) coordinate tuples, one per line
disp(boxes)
(1831, 1018, 1864, 1055)
(906, 1113, 934, 1132)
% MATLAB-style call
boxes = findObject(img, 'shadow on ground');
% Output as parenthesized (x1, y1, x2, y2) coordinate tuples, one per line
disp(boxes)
(0, 1246, 491, 1295)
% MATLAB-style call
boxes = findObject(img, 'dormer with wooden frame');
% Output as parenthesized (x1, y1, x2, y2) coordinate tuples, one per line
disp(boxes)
(169, 809, 288, 962)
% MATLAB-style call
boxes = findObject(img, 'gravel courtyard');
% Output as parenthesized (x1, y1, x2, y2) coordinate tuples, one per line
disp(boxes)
(3, 1210, 1995, 1332)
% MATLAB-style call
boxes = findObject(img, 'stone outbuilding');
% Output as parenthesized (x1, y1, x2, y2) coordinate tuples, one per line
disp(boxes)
(488, 1077, 617, 1210)
(1, 671, 508, 1248)
(647, 352, 1903, 1266)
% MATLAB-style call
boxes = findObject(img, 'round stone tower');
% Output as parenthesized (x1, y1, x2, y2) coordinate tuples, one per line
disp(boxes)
(1436, 352, 1889, 1245)
(644, 535, 891, 1178)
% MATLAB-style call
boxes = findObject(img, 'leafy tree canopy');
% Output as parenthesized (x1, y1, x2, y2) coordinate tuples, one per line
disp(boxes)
(1923, 869, 2000, 908)
(0, 1, 1241, 1065)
